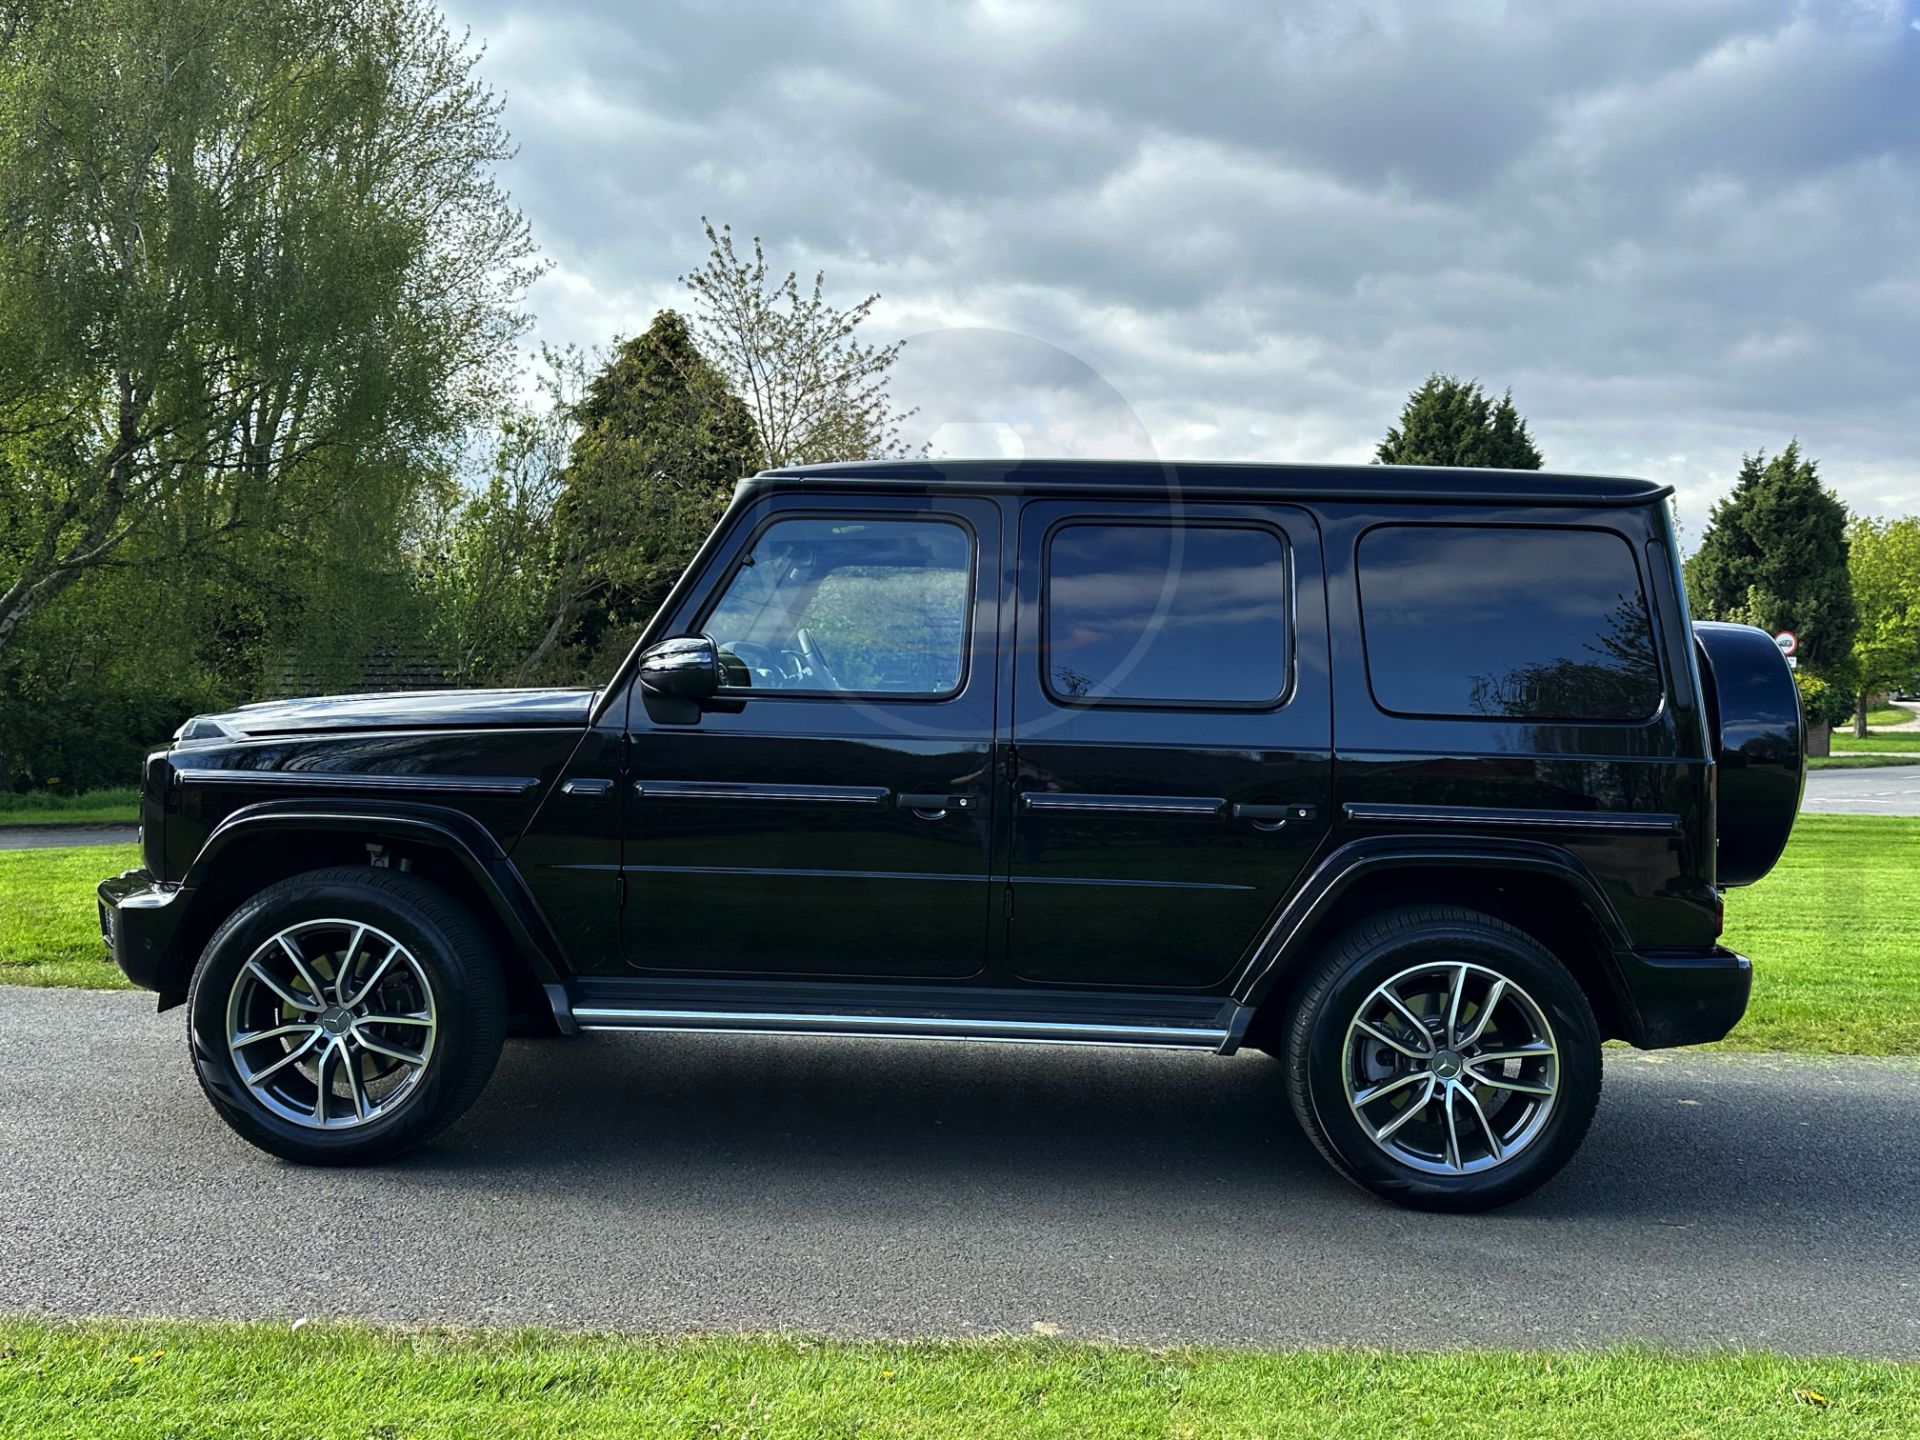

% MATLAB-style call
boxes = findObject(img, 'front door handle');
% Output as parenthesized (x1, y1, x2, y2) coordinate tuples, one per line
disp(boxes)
(896, 792, 974, 819)
(561, 778, 615, 799)
(1233, 802, 1316, 830)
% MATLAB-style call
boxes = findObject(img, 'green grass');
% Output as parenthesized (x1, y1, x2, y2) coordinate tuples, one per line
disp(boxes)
(1828, 733, 1920, 754)
(0, 844, 135, 990)
(1865, 704, 1914, 728)
(4, 817, 1917, 1054)
(1806, 754, 1920, 770)
(0, 788, 139, 826)
(1718, 814, 1920, 1055)
(0, 1318, 1915, 1439)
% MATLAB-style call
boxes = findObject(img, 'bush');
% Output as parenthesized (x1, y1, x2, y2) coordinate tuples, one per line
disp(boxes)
(1793, 670, 1855, 730)
(0, 685, 214, 794)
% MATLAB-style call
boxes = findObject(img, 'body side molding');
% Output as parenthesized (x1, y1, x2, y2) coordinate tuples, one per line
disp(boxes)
(1342, 801, 1682, 835)
(634, 780, 890, 806)
(174, 768, 539, 796)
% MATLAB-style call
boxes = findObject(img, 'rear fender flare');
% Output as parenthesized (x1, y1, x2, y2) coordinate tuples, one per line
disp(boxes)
(1232, 836, 1634, 1009)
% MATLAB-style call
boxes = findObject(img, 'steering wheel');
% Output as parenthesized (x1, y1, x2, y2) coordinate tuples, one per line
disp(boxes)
(796, 627, 844, 690)
(719, 640, 793, 688)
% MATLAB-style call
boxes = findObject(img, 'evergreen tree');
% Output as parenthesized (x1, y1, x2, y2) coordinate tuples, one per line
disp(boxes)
(1376, 375, 1543, 469)
(529, 313, 762, 677)
(1684, 443, 1858, 730)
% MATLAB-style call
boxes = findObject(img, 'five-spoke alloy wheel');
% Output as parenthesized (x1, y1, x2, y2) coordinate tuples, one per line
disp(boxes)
(189, 867, 506, 1165)
(1283, 906, 1601, 1212)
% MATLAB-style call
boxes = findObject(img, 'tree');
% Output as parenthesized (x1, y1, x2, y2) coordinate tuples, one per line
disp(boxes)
(1846, 516, 1920, 735)
(1684, 443, 1858, 730)
(0, 0, 539, 662)
(425, 393, 573, 688)
(523, 314, 761, 679)
(1376, 375, 1543, 469)
(682, 221, 914, 468)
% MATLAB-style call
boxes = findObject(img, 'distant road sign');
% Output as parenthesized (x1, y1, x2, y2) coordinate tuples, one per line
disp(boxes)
(1774, 631, 1797, 657)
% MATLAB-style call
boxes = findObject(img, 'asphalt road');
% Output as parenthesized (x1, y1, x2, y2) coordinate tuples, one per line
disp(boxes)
(0, 824, 138, 850)
(2, 988, 1916, 1355)
(1800, 764, 1920, 815)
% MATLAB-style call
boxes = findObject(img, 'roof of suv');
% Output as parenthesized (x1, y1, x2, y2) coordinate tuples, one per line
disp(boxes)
(754, 458, 1669, 507)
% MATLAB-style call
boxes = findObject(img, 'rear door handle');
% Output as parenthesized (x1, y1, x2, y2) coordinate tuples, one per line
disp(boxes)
(896, 793, 974, 818)
(1233, 802, 1316, 830)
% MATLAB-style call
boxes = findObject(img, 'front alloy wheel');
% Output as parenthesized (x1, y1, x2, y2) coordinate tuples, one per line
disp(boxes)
(226, 919, 438, 1130)
(189, 866, 506, 1165)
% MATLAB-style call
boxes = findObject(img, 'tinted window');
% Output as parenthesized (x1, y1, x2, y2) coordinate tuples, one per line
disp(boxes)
(704, 517, 971, 696)
(1358, 525, 1662, 721)
(1044, 524, 1289, 705)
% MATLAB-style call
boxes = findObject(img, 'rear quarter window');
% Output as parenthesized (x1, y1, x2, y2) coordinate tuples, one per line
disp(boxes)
(1357, 524, 1663, 722)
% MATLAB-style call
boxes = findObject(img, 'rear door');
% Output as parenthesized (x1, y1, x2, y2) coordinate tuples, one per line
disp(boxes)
(1003, 499, 1332, 989)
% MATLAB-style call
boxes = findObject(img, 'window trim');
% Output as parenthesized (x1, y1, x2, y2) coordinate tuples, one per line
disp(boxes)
(1354, 520, 1668, 726)
(1037, 516, 1296, 712)
(691, 507, 980, 705)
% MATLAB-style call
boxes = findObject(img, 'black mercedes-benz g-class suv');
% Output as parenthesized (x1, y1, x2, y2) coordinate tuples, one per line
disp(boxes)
(100, 459, 1804, 1210)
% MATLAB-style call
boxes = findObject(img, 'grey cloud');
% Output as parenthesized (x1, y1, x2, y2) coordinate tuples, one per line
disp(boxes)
(442, 0, 1920, 535)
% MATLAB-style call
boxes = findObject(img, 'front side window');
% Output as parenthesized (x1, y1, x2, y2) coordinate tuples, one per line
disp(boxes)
(1044, 523, 1290, 706)
(702, 516, 971, 696)
(1357, 524, 1663, 722)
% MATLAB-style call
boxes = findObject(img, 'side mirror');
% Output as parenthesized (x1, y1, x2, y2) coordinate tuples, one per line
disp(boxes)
(637, 635, 720, 701)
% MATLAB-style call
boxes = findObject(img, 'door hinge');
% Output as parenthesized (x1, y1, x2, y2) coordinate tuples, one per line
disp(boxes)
(1005, 743, 1019, 787)
(616, 873, 627, 910)
(619, 732, 632, 774)
(1003, 885, 1014, 920)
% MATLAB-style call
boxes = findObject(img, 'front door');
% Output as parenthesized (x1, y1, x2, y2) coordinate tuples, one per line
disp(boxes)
(1004, 499, 1332, 990)
(621, 493, 1000, 980)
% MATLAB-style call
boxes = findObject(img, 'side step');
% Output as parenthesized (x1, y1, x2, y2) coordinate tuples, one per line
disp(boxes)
(557, 977, 1251, 1053)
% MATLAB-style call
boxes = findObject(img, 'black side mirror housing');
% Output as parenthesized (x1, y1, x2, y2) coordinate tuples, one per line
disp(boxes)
(638, 635, 720, 701)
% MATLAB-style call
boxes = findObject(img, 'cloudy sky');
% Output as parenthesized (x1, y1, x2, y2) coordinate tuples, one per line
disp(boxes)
(439, 0, 1920, 539)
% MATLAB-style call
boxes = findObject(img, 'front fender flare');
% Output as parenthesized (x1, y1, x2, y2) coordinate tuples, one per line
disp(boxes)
(160, 800, 570, 999)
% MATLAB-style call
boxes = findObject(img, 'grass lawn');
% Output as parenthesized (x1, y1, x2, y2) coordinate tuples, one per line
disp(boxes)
(1, 1318, 1915, 1440)
(1716, 814, 1920, 1055)
(1806, 754, 1920, 770)
(0, 845, 135, 990)
(1865, 704, 1915, 728)
(0, 788, 139, 826)
(1828, 733, 1920, 754)
(2, 817, 1916, 1054)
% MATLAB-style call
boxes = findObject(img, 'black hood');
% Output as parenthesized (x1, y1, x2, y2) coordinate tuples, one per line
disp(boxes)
(175, 687, 599, 742)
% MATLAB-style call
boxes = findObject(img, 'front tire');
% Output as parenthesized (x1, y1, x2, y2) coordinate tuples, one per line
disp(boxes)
(187, 867, 507, 1165)
(1281, 906, 1601, 1212)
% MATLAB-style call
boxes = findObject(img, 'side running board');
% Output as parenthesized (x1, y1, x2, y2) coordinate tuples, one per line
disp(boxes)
(552, 978, 1253, 1054)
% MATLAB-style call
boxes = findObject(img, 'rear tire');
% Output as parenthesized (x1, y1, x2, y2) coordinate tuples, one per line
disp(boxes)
(187, 867, 507, 1165)
(1281, 906, 1601, 1212)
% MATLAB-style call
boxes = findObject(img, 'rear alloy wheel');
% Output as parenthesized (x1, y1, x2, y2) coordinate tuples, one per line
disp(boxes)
(1282, 906, 1601, 1211)
(1342, 961, 1559, 1176)
(189, 867, 506, 1165)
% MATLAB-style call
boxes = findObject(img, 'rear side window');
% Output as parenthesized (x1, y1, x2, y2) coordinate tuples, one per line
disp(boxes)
(1358, 525, 1662, 722)
(1044, 523, 1290, 706)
